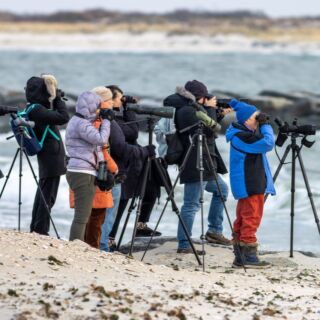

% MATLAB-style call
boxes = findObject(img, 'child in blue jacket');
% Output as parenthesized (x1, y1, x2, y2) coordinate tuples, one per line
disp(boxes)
(226, 99, 276, 268)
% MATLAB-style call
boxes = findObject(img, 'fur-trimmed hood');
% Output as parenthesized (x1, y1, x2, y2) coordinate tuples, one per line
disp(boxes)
(163, 86, 195, 109)
(175, 86, 196, 102)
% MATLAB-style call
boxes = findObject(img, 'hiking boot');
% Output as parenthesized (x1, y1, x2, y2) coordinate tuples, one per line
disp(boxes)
(135, 222, 162, 237)
(177, 248, 206, 255)
(234, 242, 271, 269)
(205, 231, 232, 246)
(108, 238, 117, 252)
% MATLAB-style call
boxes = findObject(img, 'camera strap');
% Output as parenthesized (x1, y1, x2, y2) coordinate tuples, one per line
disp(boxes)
(24, 104, 60, 145)
(75, 112, 85, 119)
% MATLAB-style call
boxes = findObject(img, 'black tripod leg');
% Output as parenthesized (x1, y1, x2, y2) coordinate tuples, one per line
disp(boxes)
(117, 197, 137, 250)
(142, 139, 202, 266)
(23, 150, 60, 239)
(0, 148, 20, 199)
(265, 144, 291, 203)
(289, 146, 296, 258)
(128, 158, 151, 257)
(297, 151, 320, 236)
(197, 133, 206, 271)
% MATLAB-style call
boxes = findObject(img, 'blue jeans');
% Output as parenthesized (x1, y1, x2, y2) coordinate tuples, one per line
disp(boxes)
(100, 183, 121, 252)
(177, 175, 228, 249)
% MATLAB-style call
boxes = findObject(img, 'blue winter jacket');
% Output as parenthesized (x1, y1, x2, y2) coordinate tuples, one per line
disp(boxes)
(225, 123, 276, 200)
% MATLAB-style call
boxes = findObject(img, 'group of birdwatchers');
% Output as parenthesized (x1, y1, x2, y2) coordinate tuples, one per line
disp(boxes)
(22, 74, 275, 269)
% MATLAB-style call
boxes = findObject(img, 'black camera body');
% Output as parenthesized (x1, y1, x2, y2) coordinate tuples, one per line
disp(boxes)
(121, 95, 138, 106)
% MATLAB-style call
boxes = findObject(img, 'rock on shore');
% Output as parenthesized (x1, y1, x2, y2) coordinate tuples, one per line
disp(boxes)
(1, 87, 320, 133)
(0, 229, 319, 320)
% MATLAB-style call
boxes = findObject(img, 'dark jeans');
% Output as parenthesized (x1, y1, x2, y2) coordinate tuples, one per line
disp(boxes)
(30, 176, 60, 235)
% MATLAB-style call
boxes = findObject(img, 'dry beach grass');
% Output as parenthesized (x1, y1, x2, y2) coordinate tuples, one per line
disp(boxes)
(0, 230, 319, 319)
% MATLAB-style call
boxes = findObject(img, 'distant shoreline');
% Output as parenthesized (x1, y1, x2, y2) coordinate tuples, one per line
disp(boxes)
(1, 21, 320, 44)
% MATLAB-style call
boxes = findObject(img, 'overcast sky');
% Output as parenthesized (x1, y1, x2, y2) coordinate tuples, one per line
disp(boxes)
(1, 0, 320, 18)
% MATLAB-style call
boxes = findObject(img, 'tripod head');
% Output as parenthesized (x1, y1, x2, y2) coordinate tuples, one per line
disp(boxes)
(7, 113, 35, 141)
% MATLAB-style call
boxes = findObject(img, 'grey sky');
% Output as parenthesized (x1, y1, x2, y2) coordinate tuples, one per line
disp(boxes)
(1, 0, 320, 17)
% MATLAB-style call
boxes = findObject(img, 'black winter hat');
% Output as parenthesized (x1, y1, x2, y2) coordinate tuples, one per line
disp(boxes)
(25, 76, 50, 105)
(184, 80, 213, 99)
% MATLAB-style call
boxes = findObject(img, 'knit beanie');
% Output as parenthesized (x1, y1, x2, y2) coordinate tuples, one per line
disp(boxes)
(91, 86, 113, 102)
(229, 99, 257, 124)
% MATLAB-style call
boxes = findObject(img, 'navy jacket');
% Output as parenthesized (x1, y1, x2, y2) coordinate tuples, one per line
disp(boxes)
(109, 120, 148, 199)
(164, 90, 227, 184)
(225, 123, 276, 200)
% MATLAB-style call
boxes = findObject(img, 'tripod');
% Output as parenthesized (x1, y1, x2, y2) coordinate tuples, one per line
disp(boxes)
(265, 134, 320, 258)
(142, 123, 244, 271)
(0, 126, 60, 238)
(117, 117, 201, 265)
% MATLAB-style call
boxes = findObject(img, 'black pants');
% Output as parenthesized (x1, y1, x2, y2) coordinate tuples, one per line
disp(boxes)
(109, 186, 158, 239)
(30, 176, 60, 235)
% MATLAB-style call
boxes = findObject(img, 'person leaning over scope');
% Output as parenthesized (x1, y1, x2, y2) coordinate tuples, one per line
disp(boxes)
(99, 85, 155, 252)
(65, 91, 112, 241)
(226, 99, 276, 269)
(164, 80, 233, 254)
(25, 75, 70, 236)
(68, 87, 118, 248)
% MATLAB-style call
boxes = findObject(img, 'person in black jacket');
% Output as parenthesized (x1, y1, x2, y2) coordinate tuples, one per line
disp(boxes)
(25, 75, 69, 235)
(164, 80, 232, 254)
(99, 86, 156, 251)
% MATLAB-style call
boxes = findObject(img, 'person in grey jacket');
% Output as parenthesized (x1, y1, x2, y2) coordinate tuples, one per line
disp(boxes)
(65, 91, 112, 241)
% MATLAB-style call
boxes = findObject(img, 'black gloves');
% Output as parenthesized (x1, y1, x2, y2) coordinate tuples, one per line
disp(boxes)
(96, 172, 115, 191)
(144, 144, 156, 157)
(256, 112, 270, 126)
(100, 109, 115, 121)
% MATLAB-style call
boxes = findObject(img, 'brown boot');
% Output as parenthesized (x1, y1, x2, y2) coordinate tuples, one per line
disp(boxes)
(205, 231, 232, 246)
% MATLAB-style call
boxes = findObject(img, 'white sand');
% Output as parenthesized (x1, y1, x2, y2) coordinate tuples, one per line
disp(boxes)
(0, 229, 319, 320)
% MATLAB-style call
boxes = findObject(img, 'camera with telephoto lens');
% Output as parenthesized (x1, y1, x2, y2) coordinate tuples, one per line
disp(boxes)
(126, 104, 174, 119)
(274, 118, 316, 147)
(0, 105, 18, 116)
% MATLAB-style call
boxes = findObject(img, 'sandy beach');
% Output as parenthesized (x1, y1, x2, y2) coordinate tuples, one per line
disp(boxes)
(0, 229, 319, 319)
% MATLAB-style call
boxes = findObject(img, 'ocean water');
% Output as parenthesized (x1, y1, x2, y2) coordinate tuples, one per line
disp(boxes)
(0, 49, 320, 254)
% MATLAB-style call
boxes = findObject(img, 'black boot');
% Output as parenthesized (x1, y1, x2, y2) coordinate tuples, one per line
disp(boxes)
(135, 223, 162, 237)
(239, 242, 271, 269)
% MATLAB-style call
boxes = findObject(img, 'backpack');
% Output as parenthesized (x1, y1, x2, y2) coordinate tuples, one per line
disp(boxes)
(10, 104, 60, 156)
(155, 117, 184, 165)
